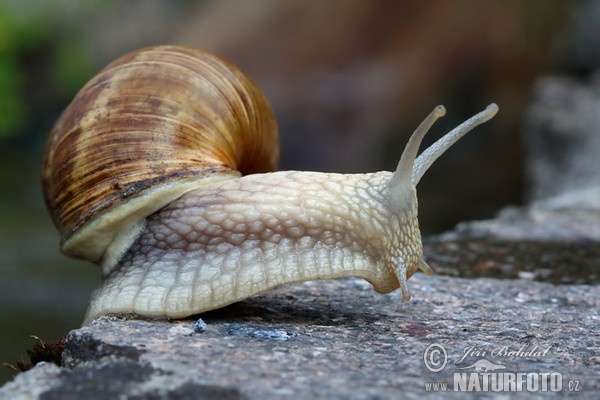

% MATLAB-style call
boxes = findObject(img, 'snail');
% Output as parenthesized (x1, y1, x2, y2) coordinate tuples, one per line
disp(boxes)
(42, 45, 498, 324)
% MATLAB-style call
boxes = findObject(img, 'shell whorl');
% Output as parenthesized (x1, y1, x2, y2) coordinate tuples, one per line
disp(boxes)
(42, 45, 279, 264)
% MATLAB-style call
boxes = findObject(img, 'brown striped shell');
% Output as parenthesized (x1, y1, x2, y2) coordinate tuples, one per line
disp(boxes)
(42, 45, 279, 265)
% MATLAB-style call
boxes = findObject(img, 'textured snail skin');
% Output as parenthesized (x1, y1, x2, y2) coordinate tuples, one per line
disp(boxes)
(85, 171, 419, 321)
(84, 104, 499, 324)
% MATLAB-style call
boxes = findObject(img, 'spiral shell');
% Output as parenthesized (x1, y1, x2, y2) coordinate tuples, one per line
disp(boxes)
(42, 45, 279, 264)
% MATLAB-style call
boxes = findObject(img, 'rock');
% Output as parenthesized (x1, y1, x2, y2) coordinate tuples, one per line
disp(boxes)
(2, 358, 242, 400)
(524, 74, 600, 208)
(0, 362, 63, 400)
(1, 274, 598, 399)
(447, 206, 600, 242)
(444, 71, 600, 243)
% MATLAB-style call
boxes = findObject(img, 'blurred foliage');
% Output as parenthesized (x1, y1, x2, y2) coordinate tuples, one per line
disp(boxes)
(0, 3, 45, 139)
(0, 1, 97, 141)
(54, 38, 95, 97)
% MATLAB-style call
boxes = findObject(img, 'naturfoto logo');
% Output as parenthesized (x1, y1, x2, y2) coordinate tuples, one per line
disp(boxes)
(423, 343, 580, 393)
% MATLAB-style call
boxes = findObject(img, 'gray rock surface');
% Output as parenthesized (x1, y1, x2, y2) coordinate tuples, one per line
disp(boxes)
(447, 71, 600, 244)
(524, 73, 600, 209)
(2, 274, 598, 399)
(448, 206, 600, 242)
(444, 71, 600, 242)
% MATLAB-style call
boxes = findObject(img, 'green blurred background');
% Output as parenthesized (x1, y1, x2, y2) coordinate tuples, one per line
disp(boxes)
(0, 0, 593, 386)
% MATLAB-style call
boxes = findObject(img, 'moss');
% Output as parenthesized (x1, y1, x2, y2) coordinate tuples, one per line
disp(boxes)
(3, 335, 64, 373)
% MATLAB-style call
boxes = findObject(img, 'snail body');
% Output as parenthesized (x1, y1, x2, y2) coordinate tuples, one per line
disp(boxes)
(42, 46, 498, 324)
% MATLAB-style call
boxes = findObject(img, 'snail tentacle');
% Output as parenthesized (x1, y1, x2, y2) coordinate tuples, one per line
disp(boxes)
(386, 105, 446, 212)
(411, 103, 499, 185)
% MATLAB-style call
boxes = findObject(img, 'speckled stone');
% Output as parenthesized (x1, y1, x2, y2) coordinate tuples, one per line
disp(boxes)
(2, 273, 598, 399)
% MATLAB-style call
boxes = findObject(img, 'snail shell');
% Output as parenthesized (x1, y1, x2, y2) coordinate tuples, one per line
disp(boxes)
(42, 46, 278, 270)
(41, 45, 498, 324)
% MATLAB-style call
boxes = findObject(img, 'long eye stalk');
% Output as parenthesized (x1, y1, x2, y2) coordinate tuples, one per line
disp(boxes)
(411, 103, 499, 186)
(387, 105, 446, 211)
